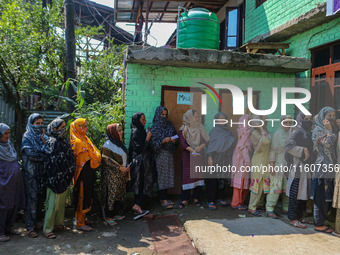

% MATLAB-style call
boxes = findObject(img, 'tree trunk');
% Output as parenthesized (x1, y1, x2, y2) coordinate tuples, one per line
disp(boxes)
(14, 103, 25, 156)
(64, 0, 76, 112)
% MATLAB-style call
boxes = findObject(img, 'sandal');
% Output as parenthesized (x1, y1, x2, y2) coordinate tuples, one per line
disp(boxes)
(77, 225, 92, 231)
(248, 210, 262, 217)
(299, 218, 313, 225)
(290, 220, 307, 229)
(217, 200, 228, 206)
(44, 232, 56, 239)
(27, 229, 38, 238)
(178, 201, 188, 209)
(105, 219, 117, 226)
(161, 201, 174, 209)
(207, 202, 217, 210)
(265, 211, 278, 219)
(315, 226, 333, 233)
(0, 235, 10, 242)
(232, 205, 248, 211)
(113, 215, 125, 221)
(133, 210, 149, 220)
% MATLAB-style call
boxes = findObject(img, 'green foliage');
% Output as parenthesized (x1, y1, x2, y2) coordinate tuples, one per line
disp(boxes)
(77, 44, 126, 104)
(0, 0, 66, 109)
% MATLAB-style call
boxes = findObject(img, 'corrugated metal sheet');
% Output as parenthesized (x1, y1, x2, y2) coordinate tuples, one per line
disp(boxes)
(0, 96, 15, 126)
(25, 111, 68, 129)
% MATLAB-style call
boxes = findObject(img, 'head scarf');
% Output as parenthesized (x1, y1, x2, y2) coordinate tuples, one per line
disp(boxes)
(0, 123, 17, 162)
(285, 112, 314, 163)
(150, 106, 177, 151)
(70, 118, 101, 182)
(45, 118, 75, 194)
(128, 112, 147, 161)
(312, 106, 336, 141)
(21, 113, 47, 153)
(206, 112, 234, 154)
(179, 109, 210, 148)
(47, 118, 66, 138)
(106, 123, 128, 154)
(270, 115, 292, 159)
(236, 114, 253, 152)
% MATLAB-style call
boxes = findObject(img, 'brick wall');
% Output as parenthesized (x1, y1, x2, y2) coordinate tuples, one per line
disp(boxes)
(244, 0, 326, 43)
(124, 64, 296, 145)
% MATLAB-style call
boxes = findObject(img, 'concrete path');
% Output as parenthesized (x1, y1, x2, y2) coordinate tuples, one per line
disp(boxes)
(184, 218, 340, 255)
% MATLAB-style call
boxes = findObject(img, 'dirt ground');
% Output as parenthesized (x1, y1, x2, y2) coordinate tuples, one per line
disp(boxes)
(0, 191, 321, 255)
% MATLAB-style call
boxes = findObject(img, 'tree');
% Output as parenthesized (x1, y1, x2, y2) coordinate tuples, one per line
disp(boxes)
(0, 0, 66, 146)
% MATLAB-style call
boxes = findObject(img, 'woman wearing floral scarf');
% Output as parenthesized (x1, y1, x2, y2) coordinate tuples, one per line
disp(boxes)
(150, 106, 178, 209)
(43, 118, 76, 239)
(311, 107, 337, 233)
(21, 113, 49, 238)
(0, 124, 25, 242)
(70, 118, 101, 231)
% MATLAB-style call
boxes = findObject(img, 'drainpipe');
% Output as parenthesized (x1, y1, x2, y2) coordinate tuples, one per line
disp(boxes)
(177, 6, 186, 48)
(122, 49, 128, 105)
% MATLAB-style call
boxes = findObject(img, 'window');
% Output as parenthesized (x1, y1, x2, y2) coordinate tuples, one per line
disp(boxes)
(222, 6, 243, 50)
(310, 40, 340, 117)
(256, 0, 268, 8)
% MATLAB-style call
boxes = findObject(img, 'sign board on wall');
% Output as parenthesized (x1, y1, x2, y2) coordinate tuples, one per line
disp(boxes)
(177, 92, 193, 105)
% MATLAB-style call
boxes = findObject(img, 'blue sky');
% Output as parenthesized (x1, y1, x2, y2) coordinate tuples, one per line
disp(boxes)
(93, 0, 176, 46)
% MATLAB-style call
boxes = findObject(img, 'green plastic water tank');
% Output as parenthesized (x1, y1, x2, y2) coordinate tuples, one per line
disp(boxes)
(178, 8, 220, 50)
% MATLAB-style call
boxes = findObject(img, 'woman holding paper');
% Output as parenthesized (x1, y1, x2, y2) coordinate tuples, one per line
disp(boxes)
(150, 106, 178, 209)
(101, 124, 130, 225)
(179, 109, 209, 208)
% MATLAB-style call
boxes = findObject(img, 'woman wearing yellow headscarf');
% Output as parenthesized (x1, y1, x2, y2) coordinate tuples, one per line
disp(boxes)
(70, 118, 101, 231)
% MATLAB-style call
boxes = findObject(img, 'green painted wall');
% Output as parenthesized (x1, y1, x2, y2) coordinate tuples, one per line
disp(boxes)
(244, 0, 326, 43)
(124, 63, 296, 145)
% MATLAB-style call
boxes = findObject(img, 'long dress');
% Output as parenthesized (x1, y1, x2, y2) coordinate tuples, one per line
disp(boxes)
(248, 128, 271, 211)
(333, 131, 340, 233)
(128, 112, 154, 207)
(179, 130, 207, 190)
(0, 160, 25, 235)
(101, 140, 129, 216)
(70, 118, 101, 228)
(43, 119, 76, 234)
(21, 113, 49, 231)
(231, 115, 253, 208)
(150, 106, 178, 192)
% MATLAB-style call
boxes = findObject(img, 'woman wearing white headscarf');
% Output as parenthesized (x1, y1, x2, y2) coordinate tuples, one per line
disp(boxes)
(178, 109, 209, 208)
(0, 124, 25, 242)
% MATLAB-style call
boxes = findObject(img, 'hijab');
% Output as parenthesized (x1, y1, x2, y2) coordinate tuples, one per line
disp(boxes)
(150, 106, 177, 151)
(179, 109, 210, 148)
(106, 123, 128, 154)
(285, 112, 314, 163)
(312, 106, 336, 141)
(271, 115, 292, 155)
(45, 118, 75, 194)
(0, 124, 17, 162)
(128, 112, 147, 160)
(21, 113, 47, 153)
(206, 112, 234, 154)
(70, 118, 101, 182)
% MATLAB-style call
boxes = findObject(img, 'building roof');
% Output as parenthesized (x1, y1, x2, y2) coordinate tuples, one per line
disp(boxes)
(126, 46, 311, 73)
(74, 0, 134, 45)
(114, 0, 229, 23)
